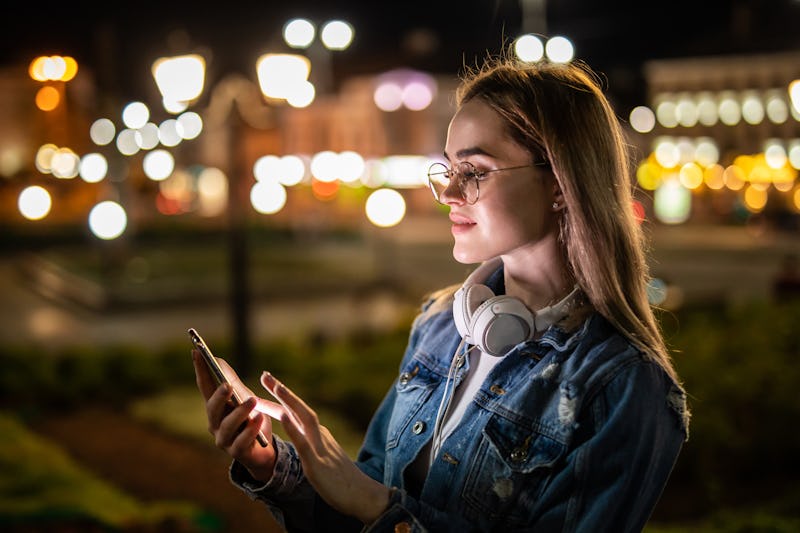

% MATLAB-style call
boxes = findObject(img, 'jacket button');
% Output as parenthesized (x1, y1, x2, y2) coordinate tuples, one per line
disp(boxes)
(399, 372, 411, 385)
(394, 522, 411, 533)
(489, 384, 506, 395)
(510, 447, 527, 462)
(412, 421, 426, 434)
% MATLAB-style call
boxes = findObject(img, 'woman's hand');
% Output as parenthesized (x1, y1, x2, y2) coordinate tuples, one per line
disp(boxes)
(260, 372, 391, 525)
(192, 350, 284, 482)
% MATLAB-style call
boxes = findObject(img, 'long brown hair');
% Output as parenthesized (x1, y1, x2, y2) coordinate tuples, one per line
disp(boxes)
(453, 53, 679, 383)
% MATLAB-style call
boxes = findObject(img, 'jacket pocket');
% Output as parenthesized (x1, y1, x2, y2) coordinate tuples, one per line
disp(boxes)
(386, 360, 440, 450)
(462, 413, 567, 527)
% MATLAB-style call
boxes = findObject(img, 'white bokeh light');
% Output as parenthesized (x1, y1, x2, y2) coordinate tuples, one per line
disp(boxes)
(143, 149, 175, 181)
(545, 36, 574, 63)
(320, 20, 354, 50)
(135, 122, 160, 150)
(177, 111, 203, 139)
(284, 18, 315, 48)
(365, 188, 406, 227)
(514, 34, 544, 62)
(116, 129, 140, 156)
(79, 153, 108, 183)
(90, 118, 116, 146)
(287, 80, 316, 108)
(88, 201, 127, 240)
(254, 155, 282, 182)
(630, 106, 656, 133)
(51, 148, 80, 178)
(122, 101, 150, 129)
(18, 185, 52, 220)
(251, 179, 287, 214)
(158, 119, 183, 147)
(310, 150, 339, 182)
(278, 155, 306, 186)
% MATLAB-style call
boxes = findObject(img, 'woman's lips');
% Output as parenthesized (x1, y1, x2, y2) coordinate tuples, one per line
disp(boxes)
(449, 213, 475, 234)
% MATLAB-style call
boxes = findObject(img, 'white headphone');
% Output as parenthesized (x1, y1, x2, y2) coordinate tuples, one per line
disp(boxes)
(453, 257, 582, 356)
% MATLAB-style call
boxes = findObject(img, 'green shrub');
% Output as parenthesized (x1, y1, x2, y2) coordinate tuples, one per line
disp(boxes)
(661, 300, 800, 515)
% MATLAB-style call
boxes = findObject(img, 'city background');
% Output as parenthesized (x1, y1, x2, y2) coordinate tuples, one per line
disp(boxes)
(1, 1, 800, 532)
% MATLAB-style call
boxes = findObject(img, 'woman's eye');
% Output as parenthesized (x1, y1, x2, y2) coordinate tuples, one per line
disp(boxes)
(463, 168, 479, 178)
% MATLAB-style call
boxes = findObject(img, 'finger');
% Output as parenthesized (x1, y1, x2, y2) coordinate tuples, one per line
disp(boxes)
(207, 382, 234, 432)
(230, 412, 267, 455)
(216, 358, 244, 392)
(279, 407, 310, 453)
(260, 372, 305, 433)
(271, 376, 316, 426)
(254, 398, 287, 420)
(192, 349, 218, 399)
(218, 396, 259, 447)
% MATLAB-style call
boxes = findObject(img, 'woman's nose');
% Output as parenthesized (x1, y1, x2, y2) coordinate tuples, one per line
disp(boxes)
(440, 176, 466, 205)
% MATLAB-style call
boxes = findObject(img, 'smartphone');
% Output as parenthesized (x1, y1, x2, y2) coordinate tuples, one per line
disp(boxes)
(189, 327, 269, 447)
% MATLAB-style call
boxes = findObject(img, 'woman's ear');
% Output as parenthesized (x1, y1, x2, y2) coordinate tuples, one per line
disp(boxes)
(552, 185, 566, 211)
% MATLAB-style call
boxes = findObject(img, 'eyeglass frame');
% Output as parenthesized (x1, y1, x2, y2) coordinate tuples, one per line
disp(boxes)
(426, 159, 549, 205)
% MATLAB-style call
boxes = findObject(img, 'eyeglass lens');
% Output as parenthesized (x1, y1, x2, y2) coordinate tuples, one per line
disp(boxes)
(427, 162, 479, 204)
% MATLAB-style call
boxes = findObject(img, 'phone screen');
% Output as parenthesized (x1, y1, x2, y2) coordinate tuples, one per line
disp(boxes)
(189, 328, 269, 447)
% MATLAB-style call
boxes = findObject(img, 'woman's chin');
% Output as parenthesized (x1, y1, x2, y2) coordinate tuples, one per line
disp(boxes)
(452, 246, 487, 265)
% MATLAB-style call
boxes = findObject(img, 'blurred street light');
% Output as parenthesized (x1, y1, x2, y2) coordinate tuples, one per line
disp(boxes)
(282, 18, 354, 95)
(152, 48, 314, 377)
(790, 79, 800, 114)
(513, 34, 574, 63)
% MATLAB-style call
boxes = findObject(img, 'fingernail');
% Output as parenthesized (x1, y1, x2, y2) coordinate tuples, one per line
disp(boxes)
(261, 371, 275, 386)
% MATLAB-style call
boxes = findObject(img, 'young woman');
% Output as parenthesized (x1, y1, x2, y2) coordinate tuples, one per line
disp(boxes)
(193, 53, 690, 532)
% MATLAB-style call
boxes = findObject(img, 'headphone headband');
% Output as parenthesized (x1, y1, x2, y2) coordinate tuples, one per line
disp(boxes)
(453, 258, 581, 356)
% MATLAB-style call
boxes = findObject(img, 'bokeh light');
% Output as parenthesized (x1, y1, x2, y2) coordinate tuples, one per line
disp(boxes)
(251, 179, 287, 214)
(198, 167, 228, 217)
(630, 106, 656, 133)
(151, 54, 206, 106)
(320, 20, 354, 50)
(284, 19, 315, 48)
(514, 34, 544, 62)
(90, 118, 116, 146)
(79, 153, 108, 183)
(545, 36, 574, 63)
(88, 201, 127, 240)
(122, 101, 150, 129)
(366, 188, 406, 227)
(177, 111, 203, 139)
(654, 178, 691, 224)
(18, 186, 52, 220)
(35, 86, 59, 111)
(143, 149, 175, 181)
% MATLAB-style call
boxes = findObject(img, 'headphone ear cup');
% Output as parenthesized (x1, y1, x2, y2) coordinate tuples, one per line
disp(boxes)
(453, 284, 496, 343)
(469, 295, 534, 356)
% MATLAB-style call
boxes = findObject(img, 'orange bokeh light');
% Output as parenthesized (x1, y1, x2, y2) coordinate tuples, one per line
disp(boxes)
(35, 86, 60, 111)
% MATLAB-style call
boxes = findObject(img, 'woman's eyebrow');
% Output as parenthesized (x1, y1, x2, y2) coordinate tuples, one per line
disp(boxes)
(443, 147, 493, 160)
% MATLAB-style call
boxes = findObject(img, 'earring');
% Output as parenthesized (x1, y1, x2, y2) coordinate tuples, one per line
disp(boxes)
(552, 202, 559, 209)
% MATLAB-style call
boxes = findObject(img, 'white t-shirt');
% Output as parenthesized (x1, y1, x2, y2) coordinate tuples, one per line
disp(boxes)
(430, 347, 501, 462)
(406, 347, 502, 491)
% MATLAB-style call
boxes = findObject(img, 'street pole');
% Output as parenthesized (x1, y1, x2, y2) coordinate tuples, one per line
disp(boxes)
(226, 104, 253, 378)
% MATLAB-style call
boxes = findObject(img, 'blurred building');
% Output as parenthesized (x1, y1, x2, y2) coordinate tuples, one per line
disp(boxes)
(632, 51, 800, 228)
(2, 48, 800, 237)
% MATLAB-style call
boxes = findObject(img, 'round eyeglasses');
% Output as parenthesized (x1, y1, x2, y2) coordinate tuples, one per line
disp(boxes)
(426, 160, 547, 205)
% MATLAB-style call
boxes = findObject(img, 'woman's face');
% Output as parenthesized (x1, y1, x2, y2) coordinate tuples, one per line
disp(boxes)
(442, 98, 559, 264)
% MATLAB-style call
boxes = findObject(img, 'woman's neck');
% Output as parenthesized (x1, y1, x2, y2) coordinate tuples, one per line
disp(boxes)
(501, 240, 574, 312)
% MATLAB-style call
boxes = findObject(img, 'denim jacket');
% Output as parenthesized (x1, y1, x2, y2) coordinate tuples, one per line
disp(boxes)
(231, 267, 689, 533)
